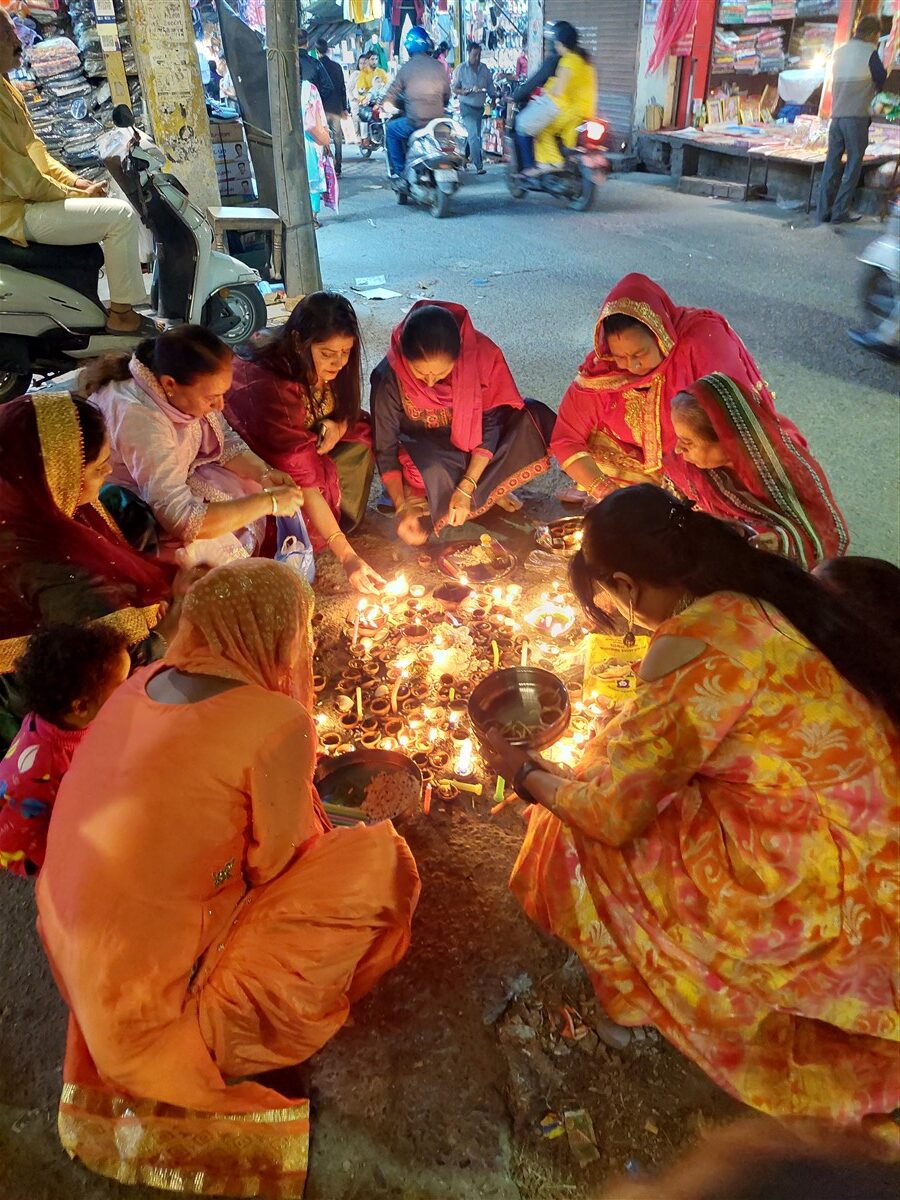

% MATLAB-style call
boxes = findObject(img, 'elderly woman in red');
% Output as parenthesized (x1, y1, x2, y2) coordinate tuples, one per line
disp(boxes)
(370, 301, 555, 545)
(225, 293, 383, 593)
(551, 273, 777, 504)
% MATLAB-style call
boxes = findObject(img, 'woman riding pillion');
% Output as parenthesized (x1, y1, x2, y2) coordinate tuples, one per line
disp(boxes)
(515, 22, 596, 177)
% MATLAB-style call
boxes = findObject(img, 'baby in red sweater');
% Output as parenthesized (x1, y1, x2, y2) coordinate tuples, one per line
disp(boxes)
(0, 625, 131, 877)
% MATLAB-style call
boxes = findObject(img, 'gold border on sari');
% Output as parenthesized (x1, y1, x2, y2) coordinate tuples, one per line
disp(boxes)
(32, 392, 84, 517)
(59, 1083, 310, 1200)
(0, 605, 161, 673)
(593, 298, 675, 359)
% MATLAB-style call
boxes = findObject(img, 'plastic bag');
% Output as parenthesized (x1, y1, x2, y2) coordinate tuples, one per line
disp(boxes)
(275, 512, 316, 583)
(516, 92, 559, 137)
(323, 154, 340, 212)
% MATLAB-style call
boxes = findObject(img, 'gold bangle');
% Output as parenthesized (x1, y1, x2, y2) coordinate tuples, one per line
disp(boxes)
(326, 530, 344, 546)
(455, 482, 475, 498)
(264, 488, 278, 515)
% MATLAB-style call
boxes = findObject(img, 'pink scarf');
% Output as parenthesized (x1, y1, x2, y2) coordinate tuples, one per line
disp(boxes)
(129, 357, 220, 458)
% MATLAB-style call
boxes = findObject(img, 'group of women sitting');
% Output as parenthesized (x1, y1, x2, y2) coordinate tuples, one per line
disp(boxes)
(0, 272, 897, 1197)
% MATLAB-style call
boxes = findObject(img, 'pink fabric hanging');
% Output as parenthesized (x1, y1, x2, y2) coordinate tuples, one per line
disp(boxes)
(646, 0, 699, 75)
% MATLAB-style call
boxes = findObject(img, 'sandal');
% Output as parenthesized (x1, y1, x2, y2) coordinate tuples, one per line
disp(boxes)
(104, 313, 160, 337)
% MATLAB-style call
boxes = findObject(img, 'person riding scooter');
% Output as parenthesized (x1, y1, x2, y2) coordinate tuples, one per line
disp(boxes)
(384, 26, 450, 182)
(0, 8, 151, 336)
(515, 21, 595, 177)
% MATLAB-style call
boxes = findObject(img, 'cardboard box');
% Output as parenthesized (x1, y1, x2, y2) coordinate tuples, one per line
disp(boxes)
(209, 119, 244, 145)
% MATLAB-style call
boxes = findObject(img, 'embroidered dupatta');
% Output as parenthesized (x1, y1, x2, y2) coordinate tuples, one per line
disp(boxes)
(669, 373, 849, 567)
(0, 393, 172, 671)
(386, 300, 524, 454)
(551, 274, 777, 489)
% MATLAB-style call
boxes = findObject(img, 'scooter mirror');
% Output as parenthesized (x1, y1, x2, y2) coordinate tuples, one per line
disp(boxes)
(112, 104, 135, 128)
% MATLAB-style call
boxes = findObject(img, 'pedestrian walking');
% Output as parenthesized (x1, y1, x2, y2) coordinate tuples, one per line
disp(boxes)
(452, 42, 495, 175)
(316, 37, 350, 178)
(816, 16, 886, 225)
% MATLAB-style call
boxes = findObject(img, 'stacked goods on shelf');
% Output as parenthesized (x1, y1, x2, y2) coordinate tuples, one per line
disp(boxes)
(790, 20, 837, 66)
(745, 1, 773, 21)
(771, 1, 796, 16)
(719, 2, 748, 22)
(210, 118, 258, 201)
(713, 28, 739, 72)
(757, 25, 786, 72)
(795, 0, 838, 15)
(734, 27, 760, 73)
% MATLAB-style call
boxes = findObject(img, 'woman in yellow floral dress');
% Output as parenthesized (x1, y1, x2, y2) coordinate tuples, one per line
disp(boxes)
(480, 485, 899, 1125)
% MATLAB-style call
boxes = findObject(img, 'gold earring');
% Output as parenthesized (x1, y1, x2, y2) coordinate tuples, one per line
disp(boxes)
(623, 598, 636, 648)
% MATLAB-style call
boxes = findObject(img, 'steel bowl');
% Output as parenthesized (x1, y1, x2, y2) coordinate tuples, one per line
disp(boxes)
(467, 667, 571, 752)
(314, 749, 423, 825)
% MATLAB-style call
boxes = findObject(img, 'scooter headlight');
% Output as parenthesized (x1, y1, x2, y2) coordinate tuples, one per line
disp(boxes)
(433, 121, 457, 152)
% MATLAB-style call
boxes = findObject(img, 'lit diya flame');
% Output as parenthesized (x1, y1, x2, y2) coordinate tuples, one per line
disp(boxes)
(382, 574, 409, 599)
(524, 601, 576, 639)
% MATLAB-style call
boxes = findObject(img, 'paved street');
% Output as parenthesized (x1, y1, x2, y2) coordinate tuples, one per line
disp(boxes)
(325, 147, 898, 559)
(0, 153, 897, 1200)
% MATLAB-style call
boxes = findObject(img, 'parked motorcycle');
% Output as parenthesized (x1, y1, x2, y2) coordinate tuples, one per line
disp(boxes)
(358, 89, 386, 157)
(0, 104, 267, 404)
(505, 115, 609, 212)
(389, 115, 466, 219)
(851, 196, 899, 359)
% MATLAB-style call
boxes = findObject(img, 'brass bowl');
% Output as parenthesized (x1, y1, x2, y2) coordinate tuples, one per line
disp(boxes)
(468, 667, 570, 752)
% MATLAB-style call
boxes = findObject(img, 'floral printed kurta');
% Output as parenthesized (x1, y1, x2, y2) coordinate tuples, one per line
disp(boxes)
(511, 592, 899, 1122)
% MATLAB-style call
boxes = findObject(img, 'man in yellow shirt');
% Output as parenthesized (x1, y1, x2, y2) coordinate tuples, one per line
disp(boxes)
(0, 9, 148, 333)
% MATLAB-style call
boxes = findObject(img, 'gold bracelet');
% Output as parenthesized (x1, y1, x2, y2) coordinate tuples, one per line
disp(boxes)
(263, 488, 278, 515)
(455, 482, 475, 498)
(326, 530, 345, 547)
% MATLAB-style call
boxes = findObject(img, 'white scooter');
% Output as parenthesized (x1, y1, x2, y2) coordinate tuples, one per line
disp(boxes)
(389, 114, 466, 219)
(0, 104, 267, 404)
(851, 197, 900, 360)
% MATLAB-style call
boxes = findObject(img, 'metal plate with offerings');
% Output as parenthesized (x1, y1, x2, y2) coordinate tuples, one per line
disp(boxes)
(315, 749, 423, 826)
(468, 667, 571, 752)
(534, 516, 584, 555)
(437, 533, 516, 583)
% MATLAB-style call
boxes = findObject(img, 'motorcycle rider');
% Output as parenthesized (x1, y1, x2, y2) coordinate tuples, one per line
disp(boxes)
(0, 8, 151, 335)
(511, 24, 560, 174)
(384, 26, 450, 182)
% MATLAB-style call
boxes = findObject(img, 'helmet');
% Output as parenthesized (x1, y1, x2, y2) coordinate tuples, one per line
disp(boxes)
(405, 25, 434, 56)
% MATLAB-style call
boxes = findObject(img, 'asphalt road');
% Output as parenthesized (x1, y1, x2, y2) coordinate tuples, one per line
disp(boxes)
(324, 147, 898, 561)
(0, 150, 897, 1200)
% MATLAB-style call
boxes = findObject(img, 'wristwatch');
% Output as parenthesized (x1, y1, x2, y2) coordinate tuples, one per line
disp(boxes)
(513, 760, 541, 803)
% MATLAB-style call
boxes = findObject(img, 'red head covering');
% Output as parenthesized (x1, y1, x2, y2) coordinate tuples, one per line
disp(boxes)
(552, 274, 777, 481)
(670, 373, 849, 567)
(386, 300, 523, 453)
(0, 393, 173, 670)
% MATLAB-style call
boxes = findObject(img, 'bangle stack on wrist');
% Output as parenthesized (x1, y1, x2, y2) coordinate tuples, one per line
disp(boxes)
(456, 475, 477, 498)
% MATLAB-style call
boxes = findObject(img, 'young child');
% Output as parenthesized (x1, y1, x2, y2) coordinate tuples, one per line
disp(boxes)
(0, 625, 131, 877)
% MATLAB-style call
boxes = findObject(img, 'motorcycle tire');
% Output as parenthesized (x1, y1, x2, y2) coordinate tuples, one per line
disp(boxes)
(431, 189, 452, 219)
(858, 264, 896, 331)
(568, 173, 596, 212)
(203, 283, 267, 346)
(0, 369, 32, 406)
(506, 170, 525, 200)
(397, 190, 409, 205)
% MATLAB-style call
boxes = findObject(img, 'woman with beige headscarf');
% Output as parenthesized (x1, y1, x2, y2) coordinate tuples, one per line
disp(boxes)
(37, 559, 420, 1198)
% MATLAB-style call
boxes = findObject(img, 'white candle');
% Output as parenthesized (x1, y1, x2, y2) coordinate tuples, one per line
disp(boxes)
(455, 737, 474, 777)
(520, 641, 529, 667)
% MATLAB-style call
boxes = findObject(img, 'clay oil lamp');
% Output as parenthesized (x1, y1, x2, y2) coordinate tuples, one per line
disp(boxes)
(313, 673, 326, 694)
(320, 732, 342, 752)
(403, 622, 430, 644)
(360, 728, 380, 748)
(370, 696, 391, 719)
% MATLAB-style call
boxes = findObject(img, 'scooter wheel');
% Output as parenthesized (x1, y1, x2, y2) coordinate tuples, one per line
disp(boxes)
(0, 368, 32, 406)
(506, 171, 525, 200)
(431, 189, 452, 219)
(205, 283, 268, 345)
(568, 174, 596, 212)
(397, 189, 409, 205)
(360, 146, 373, 159)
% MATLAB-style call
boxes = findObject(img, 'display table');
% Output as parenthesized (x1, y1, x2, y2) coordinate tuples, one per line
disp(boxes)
(207, 206, 283, 281)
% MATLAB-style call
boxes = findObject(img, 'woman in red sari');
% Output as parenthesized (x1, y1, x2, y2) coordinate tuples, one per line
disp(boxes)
(668, 373, 849, 567)
(0, 392, 172, 749)
(551, 273, 777, 503)
(371, 301, 555, 543)
(225, 293, 383, 593)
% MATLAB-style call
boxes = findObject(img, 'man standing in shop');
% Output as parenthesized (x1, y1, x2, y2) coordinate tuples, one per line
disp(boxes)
(452, 41, 495, 176)
(316, 38, 350, 178)
(816, 15, 886, 226)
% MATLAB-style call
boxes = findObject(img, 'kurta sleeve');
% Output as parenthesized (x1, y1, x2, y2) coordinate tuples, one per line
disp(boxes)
(550, 384, 599, 469)
(371, 362, 404, 481)
(553, 648, 755, 846)
(30, 139, 80, 189)
(225, 371, 329, 490)
(211, 412, 250, 464)
(475, 404, 506, 458)
(0, 119, 76, 204)
(244, 709, 319, 886)
(112, 405, 208, 542)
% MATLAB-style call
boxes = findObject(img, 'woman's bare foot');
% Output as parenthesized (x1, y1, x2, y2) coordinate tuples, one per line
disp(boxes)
(495, 492, 522, 513)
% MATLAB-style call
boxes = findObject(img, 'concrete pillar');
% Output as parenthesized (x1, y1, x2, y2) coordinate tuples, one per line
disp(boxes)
(124, 0, 219, 210)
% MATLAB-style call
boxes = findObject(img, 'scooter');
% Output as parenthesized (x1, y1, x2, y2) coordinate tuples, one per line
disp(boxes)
(505, 115, 609, 212)
(0, 104, 267, 404)
(389, 115, 466, 219)
(358, 88, 386, 157)
(852, 196, 899, 357)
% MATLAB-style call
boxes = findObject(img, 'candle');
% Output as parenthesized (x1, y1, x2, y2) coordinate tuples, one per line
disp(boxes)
(455, 737, 474, 777)
(351, 598, 364, 646)
(355, 687, 363, 722)
(422, 782, 432, 814)
(451, 778, 482, 796)
(493, 775, 505, 805)
(449, 687, 455, 702)
(390, 672, 405, 714)
(491, 640, 500, 670)
(520, 640, 529, 667)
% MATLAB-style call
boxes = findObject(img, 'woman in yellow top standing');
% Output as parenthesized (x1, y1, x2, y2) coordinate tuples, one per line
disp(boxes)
(533, 21, 596, 171)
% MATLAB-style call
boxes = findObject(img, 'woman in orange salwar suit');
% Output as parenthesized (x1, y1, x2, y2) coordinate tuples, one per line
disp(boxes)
(36, 559, 420, 1198)
(480, 486, 899, 1128)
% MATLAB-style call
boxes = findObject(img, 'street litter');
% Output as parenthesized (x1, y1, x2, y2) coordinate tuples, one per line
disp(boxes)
(564, 1108, 600, 1166)
(355, 275, 387, 287)
(539, 1112, 565, 1140)
(353, 287, 402, 300)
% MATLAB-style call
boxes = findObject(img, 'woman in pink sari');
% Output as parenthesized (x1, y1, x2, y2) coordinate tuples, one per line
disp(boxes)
(551, 274, 777, 503)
